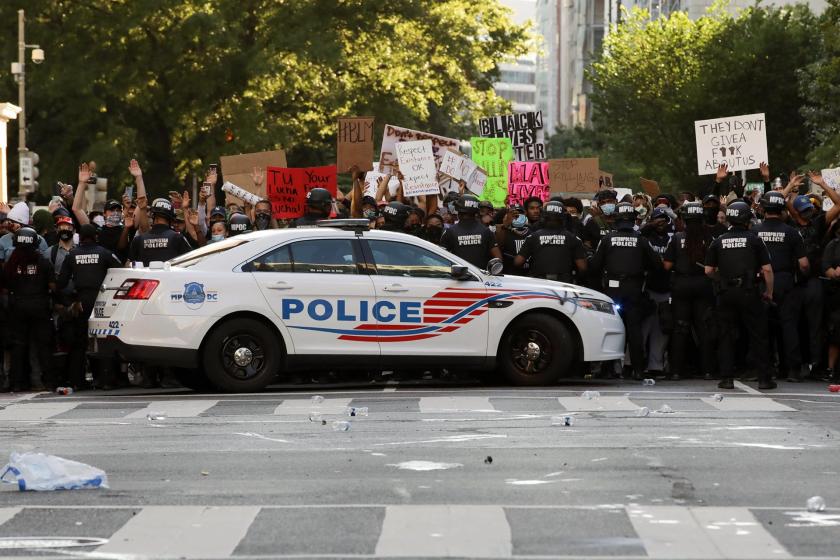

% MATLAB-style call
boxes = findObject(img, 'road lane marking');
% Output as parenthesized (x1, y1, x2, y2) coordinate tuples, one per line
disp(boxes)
(691, 507, 791, 558)
(557, 396, 638, 411)
(734, 381, 762, 395)
(418, 396, 495, 412)
(123, 400, 219, 418)
(273, 398, 352, 415)
(0, 402, 80, 421)
(96, 506, 259, 558)
(0, 508, 21, 527)
(375, 505, 512, 558)
(701, 397, 795, 412)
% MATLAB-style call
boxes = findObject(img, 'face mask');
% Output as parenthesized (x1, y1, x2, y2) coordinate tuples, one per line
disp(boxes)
(600, 203, 616, 216)
(92, 215, 105, 227)
(635, 205, 648, 218)
(255, 213, 272, 230)
(426, 225, 443, 238)
(106, 214, 122, 227)
(703, 207, 718, 224)
(512, 215, 527, 228)
(211, 234, 225, 242)
(363, 209, 377, 219)
(447, 203, 456, 214)
(58, 230, 73, 241)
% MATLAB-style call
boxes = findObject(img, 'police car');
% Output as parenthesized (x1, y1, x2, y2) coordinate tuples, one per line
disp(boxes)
(89, 220, 625, 392)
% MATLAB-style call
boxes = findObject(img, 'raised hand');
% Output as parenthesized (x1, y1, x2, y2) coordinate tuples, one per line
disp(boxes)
(206, 167, 218, 186)
(78, 163, 91, 185)
(808, 170, 826, 187)
(759, 162, 770, 182)
(715, 163, 729, 183)
(128, 159, 143, 178)
(187, 208, 199, 226)
(181, 190, 191, 209)
(251, 166, 264, 187)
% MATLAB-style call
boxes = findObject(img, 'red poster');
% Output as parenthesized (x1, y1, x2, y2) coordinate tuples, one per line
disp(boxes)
(508, 161, 549, 206)
(266, 165, 338, 219)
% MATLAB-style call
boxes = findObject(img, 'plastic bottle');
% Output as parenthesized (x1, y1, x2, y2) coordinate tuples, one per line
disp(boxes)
(346, 406, 369, 417)
(311, 395, 324, 405)
(711, 393, 724, 402)
(551, 415, 574, 426)
(829, 385, 840, 393)
(146, 412, 167, 421)
(657, 404, 674, 414)
(332, 420, 351, 432)
(807, 496, 826, 512)
(642, 378, 656, 386)
(636, 406, 650, 417)
(581, 390, 600, 400)
(55, 387, 74, 396)
(308, 412, 322, 423)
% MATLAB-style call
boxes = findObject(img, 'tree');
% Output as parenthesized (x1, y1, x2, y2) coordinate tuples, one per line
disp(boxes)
(588, 2, 819, 192)
(0, 0, 529, 199)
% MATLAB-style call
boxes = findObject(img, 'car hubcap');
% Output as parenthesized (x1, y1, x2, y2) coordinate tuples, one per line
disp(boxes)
(221, 334, 265, 380)
(233, 347, 253, 367)
(525, 342, 541, 361)
(510, 329, 552, 375)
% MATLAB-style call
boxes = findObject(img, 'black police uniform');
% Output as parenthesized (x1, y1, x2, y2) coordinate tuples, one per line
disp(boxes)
(128, 224, 192, 266)
(821, 237, 840, 383)
(753, 217, 807, 378)
(518, 228, 585, 283)
(706, 229, 772, 384)
(664, 231, 716, 378)
(440, 219, 498, 269)
(500, 226, 530, 275)
(590, 222, 661, 378)
(98, 225, 125, 261)
(795, 212, 828, 366)
(4, 249, 55, 391)
(57, 242, 122, 387)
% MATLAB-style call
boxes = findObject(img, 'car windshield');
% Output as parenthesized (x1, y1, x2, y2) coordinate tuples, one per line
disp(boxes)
(169, 238, 250, 268)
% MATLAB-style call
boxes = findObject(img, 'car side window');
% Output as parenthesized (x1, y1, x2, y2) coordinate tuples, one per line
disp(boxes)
(367, 240, 454, 278)
(289, 239, 359, 274)
(243, 244, 292, 273)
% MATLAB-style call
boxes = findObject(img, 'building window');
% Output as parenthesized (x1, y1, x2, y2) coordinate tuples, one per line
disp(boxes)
(498, 90, 536, 105)
(499, 70, 536, 85)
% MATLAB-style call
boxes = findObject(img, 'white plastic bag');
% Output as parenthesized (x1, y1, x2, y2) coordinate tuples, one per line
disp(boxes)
(0, 452, 109, 491)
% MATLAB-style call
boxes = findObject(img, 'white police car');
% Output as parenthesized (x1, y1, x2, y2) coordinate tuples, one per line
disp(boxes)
(89, 220, 625, 392)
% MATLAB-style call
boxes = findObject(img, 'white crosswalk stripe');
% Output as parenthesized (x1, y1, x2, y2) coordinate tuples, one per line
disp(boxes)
(701, 397, 796, 412)
(123, 399, 219, 418)
(0, 402, 79, 421)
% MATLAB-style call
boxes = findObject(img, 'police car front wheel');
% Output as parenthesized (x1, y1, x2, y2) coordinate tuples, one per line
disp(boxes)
(202, 318, 281, 392)
(499, 313, 573, 386)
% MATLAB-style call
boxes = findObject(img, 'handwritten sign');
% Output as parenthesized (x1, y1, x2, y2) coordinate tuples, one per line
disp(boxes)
(508, 162, 549, 206)
(640, 177, 660, 197)
(439, 149, 488, 196)
(599, 171, 613, 189)
(337, 117, 374, 173)
(266, 165, 337, 219)
(379, 125, 460, 175)
(471, 137, 513, 208)
(694, 113, 767, 175)
(395, 140, 438, 197)
(220, 150, 287, 199)
(548, 158, 600, 194)
(479, 111, 545, 161)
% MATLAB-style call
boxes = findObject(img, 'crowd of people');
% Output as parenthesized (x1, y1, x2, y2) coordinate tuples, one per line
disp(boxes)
(2, 157, 840, 392)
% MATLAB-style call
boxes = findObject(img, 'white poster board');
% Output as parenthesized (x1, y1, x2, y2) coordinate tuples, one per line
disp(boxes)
(439, 150, 487, 196)
(694, 113, 767, 175)
(378, 125, 460, 175)
(395, 140, 438, 197)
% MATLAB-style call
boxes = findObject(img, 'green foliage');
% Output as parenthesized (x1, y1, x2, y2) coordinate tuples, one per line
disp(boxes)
(589, 1, 819, 192)
(0, 0, 528, 200)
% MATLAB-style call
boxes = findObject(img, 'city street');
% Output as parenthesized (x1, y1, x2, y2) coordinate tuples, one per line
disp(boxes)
(0, 378, 838, 558)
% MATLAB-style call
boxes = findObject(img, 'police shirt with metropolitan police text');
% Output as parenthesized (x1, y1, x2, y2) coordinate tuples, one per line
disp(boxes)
(752, 218, 806, 274)
(128, 224, 192, 265)
(517, 228, 585, 279)
(705, 229, 771, 279)
(590, 229, 661, 282)
(57, 242, 123, 312)
(440, 219, 498, 269)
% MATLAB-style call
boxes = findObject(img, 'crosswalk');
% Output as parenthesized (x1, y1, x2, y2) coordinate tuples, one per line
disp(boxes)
(0, 505, 835, 558)
(0, 393, 803, 421)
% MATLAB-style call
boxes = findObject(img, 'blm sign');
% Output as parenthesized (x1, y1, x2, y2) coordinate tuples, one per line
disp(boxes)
(478, 111, 545, 161)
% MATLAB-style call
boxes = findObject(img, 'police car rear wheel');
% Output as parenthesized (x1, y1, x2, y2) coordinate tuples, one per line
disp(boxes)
(499, 314, 572, 386)
(203, 318, 280, 392)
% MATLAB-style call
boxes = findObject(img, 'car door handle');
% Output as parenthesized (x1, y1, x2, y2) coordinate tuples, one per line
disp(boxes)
(266, 281, 293, 290)
(382, 284, 409, 292)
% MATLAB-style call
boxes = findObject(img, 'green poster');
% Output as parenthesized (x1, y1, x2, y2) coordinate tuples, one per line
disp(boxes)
(470, 137, 513, 208)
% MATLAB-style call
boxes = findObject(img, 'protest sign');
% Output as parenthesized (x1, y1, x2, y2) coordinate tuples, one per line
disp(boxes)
(220, 150, 287, 199)
(508, 162, 550, 206)
(599, 171, 613, 189)
(379, 125, 460, 175)
(640, 177, 660, 197)
(479, 111, 545, 161)
(266, 165, 337, 220)
(694, 113, 767, 175)
(548, 158, 599, 194)
(337, 117, 374, 173)
(439, 149, 488, 196)
(395, 140, 438, 197)
(822, 167, 840, 190)
(471, 137, 514, 207)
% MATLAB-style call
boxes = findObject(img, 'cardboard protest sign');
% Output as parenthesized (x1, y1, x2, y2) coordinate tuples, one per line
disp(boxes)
(337, 117, 374, 173)
(599, 171, 613, 189)
(548, 158, 599, 194)
(694, 113, 767, 175)
(220, 150, 287, 199)
(266, 165, 337, 220)
(479, 111, 545, 161)
(471, 137, 514, 207)
(508, 162, 550, 206)
(822, 167, 840, 190)
(439, 149, 488, 196)
(640, 177, 660, 197)
(379, 125, 460, 175)
(395, 140, 438, 197)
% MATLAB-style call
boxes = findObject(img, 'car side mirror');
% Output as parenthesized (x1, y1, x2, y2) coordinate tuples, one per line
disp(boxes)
(487, 258, 504, 276)
(450, 265, 470, 280)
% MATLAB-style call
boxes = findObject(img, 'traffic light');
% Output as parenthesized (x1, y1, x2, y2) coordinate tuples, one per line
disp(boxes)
(19, 151, 39, 193)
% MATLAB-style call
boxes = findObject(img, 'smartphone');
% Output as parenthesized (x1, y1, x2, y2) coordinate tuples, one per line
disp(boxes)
(201, 182, 211, 197)
(168, 190, 181, 198)
(208, 163, 218, 173)
(125, 186, 134, 200)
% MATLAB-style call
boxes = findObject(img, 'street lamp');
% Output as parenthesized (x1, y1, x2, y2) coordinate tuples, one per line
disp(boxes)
(10, 9, 45, 198)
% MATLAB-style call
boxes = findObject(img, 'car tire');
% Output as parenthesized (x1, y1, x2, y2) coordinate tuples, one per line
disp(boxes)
(498, 313, 573, 386)
(202, 318, 280, 392)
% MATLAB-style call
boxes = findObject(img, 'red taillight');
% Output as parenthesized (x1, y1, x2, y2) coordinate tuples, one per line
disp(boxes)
(114, 279, 159, 300)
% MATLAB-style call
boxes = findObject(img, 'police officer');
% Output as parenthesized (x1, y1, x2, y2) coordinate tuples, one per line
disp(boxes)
(291, 188, 332, 228)
(128, 198, 192, 266)
(664, 202, 716, 380)
(640, 207, 674, 377)
(590, 202, 662, 379)
(57, 224, 123, 389)
(514, 201, 586, 283)
(229, 212, 253, 236)
(379, 202, 413, 233)
(705, 201, 775, 390)
(3, 227, 55, 392)
(820, 225, 840, 384)
(702, 194, 727, 242)
(753, 191, 809, 382)
(440, 194, 502, 269)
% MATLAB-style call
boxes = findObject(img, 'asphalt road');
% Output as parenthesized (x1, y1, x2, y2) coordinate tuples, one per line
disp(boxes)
(0, 377, 838, 559)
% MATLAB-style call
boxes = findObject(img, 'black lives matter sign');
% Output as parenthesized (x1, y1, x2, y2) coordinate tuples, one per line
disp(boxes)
(478, 111, 545, 162)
